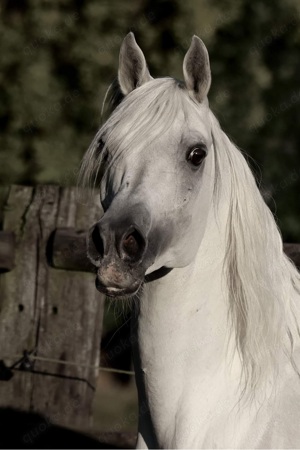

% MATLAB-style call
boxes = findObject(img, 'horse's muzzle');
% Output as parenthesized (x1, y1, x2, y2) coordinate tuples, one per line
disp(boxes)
(87, 217, 149, 298)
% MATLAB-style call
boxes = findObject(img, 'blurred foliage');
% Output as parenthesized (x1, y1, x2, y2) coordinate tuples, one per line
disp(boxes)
(0, 0, 299, 240)
(205, 0, 300, 242)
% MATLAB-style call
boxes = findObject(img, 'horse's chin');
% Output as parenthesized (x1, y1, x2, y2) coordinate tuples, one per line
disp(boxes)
(95, 277, 142, 298)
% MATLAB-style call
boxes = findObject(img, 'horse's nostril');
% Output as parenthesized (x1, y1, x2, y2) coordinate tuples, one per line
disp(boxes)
(91, 225, 104, 258)
(121, 228, 146, 261)
(123, 234, 139, 255)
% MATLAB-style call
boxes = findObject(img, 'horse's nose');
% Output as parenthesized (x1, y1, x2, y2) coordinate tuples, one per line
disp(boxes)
(88, 222, 146, 265)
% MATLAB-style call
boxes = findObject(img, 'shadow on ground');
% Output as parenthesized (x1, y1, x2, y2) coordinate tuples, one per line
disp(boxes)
(0, 408, 135, 448)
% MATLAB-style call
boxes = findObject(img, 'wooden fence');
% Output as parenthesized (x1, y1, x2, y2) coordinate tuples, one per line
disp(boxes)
(0, 185, 104, 434)
(0, 185, 299, 446)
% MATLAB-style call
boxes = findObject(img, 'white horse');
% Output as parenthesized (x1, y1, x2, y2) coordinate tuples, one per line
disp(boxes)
(80, 33, 300, 449)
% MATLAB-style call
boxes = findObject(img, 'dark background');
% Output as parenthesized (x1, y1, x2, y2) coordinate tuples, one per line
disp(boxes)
(0, 0, 299, 240)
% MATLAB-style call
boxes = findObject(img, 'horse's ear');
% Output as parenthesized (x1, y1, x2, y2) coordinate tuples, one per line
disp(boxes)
(118, 32, 152, 96)
(183, 36, 211, 103)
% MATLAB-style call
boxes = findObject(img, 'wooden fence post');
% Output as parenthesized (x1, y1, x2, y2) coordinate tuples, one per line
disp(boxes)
(0, 185, 104, 431)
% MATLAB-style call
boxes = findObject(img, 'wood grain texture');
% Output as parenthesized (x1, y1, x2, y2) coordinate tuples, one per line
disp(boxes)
(0, 231, 15, 271)
(0, 186, 104, 430)
(50, 227, 94, 272)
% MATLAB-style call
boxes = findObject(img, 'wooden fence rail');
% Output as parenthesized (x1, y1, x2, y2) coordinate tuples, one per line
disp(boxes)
(1, 227, 300, 274)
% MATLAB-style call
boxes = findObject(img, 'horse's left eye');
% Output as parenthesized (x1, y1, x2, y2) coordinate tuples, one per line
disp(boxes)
(187, 147, 207, 166)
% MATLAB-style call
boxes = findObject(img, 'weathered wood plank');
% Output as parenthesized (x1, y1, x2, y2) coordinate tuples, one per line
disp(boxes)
(30, 186, 104, 430)
(0, 186, 104, 431)
(0, 185, 38, 410)
(50, 228, 94, 272)
(0, 231, 15, 272)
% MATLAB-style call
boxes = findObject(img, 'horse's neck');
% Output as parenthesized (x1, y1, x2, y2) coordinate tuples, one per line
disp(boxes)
(132, 203, 242, 433)
(138, 207, 231, 368)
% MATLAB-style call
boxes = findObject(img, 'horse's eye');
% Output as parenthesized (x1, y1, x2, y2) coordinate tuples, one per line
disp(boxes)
(187, 147, 207, 166)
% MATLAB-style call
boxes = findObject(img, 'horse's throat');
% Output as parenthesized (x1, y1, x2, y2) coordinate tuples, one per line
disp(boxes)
(132, 250, 237, 446)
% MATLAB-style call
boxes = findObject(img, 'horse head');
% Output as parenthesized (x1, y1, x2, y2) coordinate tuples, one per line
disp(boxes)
(84, 33, 216, 297)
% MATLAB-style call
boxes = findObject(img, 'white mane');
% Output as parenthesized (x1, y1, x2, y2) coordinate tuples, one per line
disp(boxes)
(78, 78, 187, 191)
(210, 111, 300, 393)
(79, 78, 300, 393)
